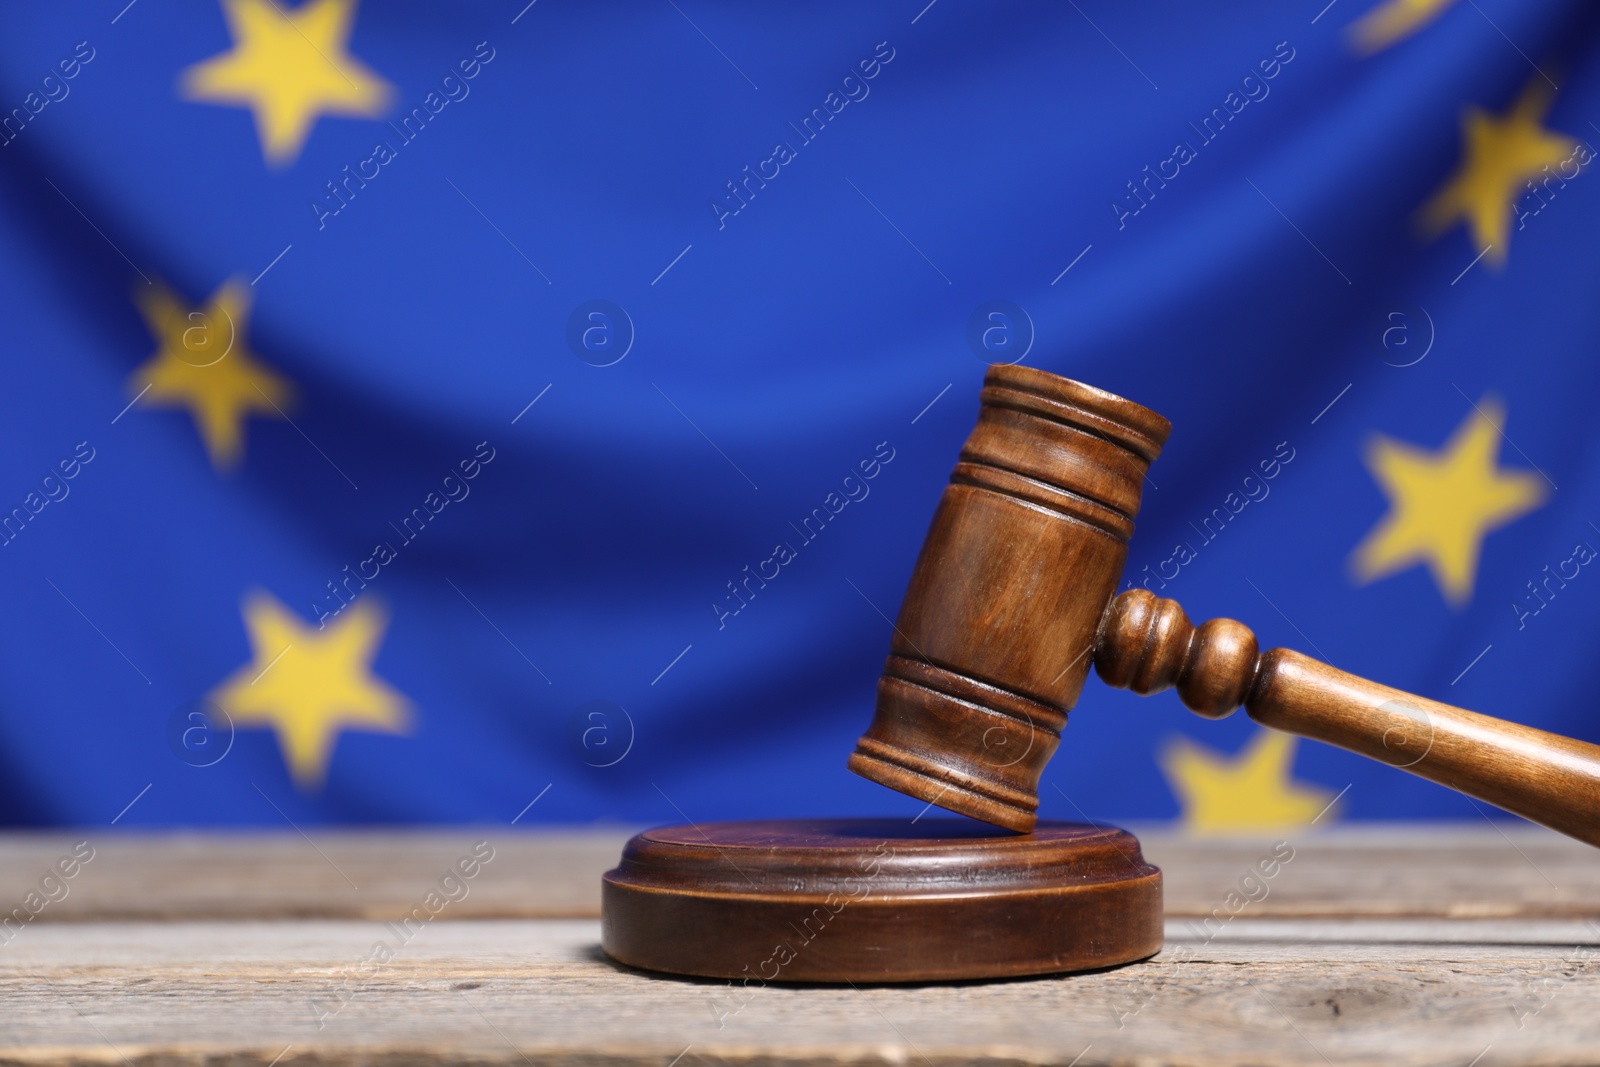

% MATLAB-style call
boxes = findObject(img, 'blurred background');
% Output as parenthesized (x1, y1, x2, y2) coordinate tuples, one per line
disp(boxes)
(1, 0, 1596, 834)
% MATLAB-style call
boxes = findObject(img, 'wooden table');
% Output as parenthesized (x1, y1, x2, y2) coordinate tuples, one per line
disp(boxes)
(2, 824, 1597, 1066)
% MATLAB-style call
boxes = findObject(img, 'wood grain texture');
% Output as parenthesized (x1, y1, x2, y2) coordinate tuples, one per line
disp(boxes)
(0, 828, 1598, 1064)
(3, 825, 1599, 923)
(848, 365, 1171, 832)
(0, 828, 628, 921)
(1100, 590, 1600, 848)
(1143, 826, 1600, 919)
(846, 366, 1600, 844)
(601, 819, 1162, 981)
(4, 917, 1600, 1066)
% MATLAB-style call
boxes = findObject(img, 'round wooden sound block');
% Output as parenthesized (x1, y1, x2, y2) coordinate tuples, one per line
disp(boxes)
(601, 818, 1162, 983)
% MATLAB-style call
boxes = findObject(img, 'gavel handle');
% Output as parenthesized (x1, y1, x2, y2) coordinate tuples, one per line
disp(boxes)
(1097, 589, 1600, 848)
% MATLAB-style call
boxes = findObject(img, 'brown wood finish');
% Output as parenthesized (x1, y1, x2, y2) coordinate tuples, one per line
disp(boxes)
(1099, 588, 1600, 847)
(850, 364, 1600, 846)
(7, 829, 1600, 1063)
(7, 825, 1600, 923)
(848, 365, 1171, 831)
(16, 910, 1600, 1065)
(601, 818, 1163, 982)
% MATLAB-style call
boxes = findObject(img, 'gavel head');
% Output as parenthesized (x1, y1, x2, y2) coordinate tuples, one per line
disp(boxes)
(847, 365, 1170, 832)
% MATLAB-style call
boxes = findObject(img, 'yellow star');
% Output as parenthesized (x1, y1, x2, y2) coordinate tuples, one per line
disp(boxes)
(1161, 729, 1335, 835)
(181, 0, 393, 165)
(1348, 0, 1458, 54)
(1419, 79, 1575, 266)
(128, 280, 293, 470)
(211, 592, 410, 788)
(1352, 398, 1546, 605)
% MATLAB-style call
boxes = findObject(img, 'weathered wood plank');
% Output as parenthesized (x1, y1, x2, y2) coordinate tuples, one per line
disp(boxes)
(1142, 824, 1600, 919)
(1173, 917, 1600, 944)
(1, 825, 1596, 922)
(3, 828, 1598, 1066)
(2, 918, 1598, 1067)
(0, 828, 625, 921)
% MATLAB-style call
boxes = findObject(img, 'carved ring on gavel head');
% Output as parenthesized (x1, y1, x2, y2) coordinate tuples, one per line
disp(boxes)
(848, 365, 1600, 847)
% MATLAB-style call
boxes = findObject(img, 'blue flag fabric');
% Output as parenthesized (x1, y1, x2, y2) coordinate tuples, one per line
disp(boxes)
(1, 0, 1598, 830)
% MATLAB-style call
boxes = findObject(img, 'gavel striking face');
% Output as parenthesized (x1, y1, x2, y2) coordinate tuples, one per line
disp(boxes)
(849, 365, 1600, 846)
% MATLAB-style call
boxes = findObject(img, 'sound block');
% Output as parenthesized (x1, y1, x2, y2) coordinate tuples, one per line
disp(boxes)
(601, 817, 1162, 983)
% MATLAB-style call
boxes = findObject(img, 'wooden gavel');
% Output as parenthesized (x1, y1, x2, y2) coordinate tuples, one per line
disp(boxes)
(849, 365, 1600, 845)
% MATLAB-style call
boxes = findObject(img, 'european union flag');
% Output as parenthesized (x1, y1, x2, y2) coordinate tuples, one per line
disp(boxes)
(1, 0, 1596, 832)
